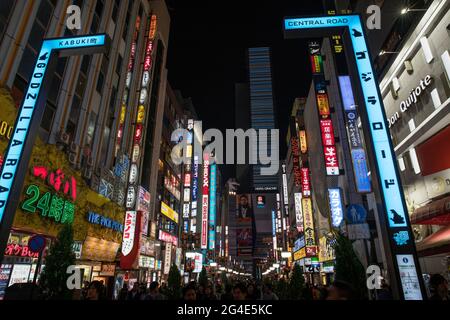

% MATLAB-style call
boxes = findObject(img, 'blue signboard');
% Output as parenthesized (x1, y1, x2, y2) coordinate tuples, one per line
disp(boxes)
(351, 149, 372, 193)
(284, 14, 424, 300)
(346, 204, 367, 224)
(294, 236, 305, 252)
(208, 163, 217, 250)
(87, 211, 124, 232)
(286, 15, 407, 228)
(0, 34, 106, 224)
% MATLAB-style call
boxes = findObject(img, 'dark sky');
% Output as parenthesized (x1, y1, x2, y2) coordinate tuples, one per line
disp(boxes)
(166, 0, 325, 180)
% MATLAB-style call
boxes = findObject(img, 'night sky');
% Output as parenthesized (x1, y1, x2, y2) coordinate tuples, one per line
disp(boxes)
(166, 0, 325, 181)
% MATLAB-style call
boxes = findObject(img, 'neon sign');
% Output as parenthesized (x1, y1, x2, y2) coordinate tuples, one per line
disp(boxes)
(201, 154, 210, 249)
(5, 244, 39, 258)
(328, 188, 344, 228)
(32, 166, 77, 201)
(284, 15, 424, 299)
(0, 34, 106, 224)
(209, 163, 216, 250)
(21, 184, 75, 224)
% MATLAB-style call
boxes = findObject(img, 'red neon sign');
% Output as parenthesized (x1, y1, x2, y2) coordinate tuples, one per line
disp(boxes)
(301, 168, 311, 197)
(5, 243, 39, 258)
(32, 167, 77, 201)
(320, 119, 335, 146)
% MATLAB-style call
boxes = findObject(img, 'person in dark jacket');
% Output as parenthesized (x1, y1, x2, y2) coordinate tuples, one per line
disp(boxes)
(429, 274, 449, 300)
(126, 282, 142, 300)
(118, 283, 128, 300)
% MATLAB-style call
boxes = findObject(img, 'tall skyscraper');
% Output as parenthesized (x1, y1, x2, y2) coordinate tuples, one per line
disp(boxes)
(248, 47, 278, 192)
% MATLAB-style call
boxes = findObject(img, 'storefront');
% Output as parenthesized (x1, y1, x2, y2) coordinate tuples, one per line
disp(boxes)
(380, 0, 450, 282)
(0, 124, 125, 299)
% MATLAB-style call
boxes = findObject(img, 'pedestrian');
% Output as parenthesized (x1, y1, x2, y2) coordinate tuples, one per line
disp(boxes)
(145, 281, 166, 300)
(202, 282, 218, 300)
(118, 283, 128, 301)
(197, 284, 205, 300)
(85, 281, 103, 300)
(325, 280, 356, 300)
(429, 274, 449, 300)
(127, 282, 142, 300)
(232, 282, 247, 300)
(182, 284, 197, 301)
(221, 283, 233, 301)
(262, 283, 279, 300)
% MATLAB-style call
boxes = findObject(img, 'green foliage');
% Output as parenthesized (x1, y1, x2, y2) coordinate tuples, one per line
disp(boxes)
(334, 232, 367, 299)
(38, 224, 75, 300)
(198, 266, 208, 288)
(288, 264, 305, 300)
(167, 264, 182, 300)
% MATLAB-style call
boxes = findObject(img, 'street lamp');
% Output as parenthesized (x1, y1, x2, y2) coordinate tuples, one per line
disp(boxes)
(379, 49, 399, 56)
(401, 7, 427, 15)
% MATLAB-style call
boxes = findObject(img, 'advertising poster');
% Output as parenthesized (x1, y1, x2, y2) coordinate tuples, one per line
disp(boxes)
(0, 264, 12, 300)
(236, 194, 254, 256)
(8, 264, 31, 286)
(396, 255, 423, 300)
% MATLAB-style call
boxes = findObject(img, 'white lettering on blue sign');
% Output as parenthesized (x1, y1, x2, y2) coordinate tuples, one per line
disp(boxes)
(284, 16, 407, 228)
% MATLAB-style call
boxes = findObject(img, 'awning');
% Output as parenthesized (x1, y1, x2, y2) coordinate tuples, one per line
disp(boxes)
(410, 195, 450, 225)
(416, 224, 450, 257)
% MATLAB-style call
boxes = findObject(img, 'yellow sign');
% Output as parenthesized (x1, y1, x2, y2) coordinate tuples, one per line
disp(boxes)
(319, 236, 335, 262)
(302, 198, 316, 247)
(119, 105, 126, 124)
(186, 145, 192, 158)
(161, 201, 179, 223)
(149, 15, 157, 40)
(137, 105, 145, 123)
(299, 130, 307, 154)
(294, 247, 306, 261)
(316, 94, 330, 117)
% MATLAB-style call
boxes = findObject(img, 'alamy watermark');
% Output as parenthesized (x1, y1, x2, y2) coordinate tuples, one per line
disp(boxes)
(366, 265, 383, 290)
(171, 121, 279, 176)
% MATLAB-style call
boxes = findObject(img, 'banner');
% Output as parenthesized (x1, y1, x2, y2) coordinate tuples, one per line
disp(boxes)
(236, 194, 254, 256)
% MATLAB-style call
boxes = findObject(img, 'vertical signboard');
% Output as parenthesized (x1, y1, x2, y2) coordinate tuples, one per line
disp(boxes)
(284, 15, 426, 299)
(208, 163, 217, 250)
(294, 193, 304, 232)
(201, 154, 210, 249)
(281, 164, 289, 218)
(302, 198, 317, 257)
(236, 194, 253, 256)
(164, 242, 172, 275)
(328, 188, 344, 228)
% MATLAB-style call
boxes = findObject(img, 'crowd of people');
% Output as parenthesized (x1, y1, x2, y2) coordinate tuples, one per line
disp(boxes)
(71, 272, 449, 301)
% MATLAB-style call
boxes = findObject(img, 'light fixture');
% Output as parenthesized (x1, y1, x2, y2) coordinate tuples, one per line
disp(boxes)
(379, 50, 399, 56)
(401, 7, 427, 15)
(401, 8, 408, 15)
(273, 263, 280, 268)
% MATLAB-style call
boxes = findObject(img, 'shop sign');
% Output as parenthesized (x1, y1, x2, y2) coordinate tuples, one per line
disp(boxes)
(324, 146, 339, 175)
(72, 241, 83, 259)
(137, 105, 145, 123)
(193, 253, 203, 273)
(32, 166, 77, 201)
(142, 71, 150, 87)
(21, 184, 75, 224)
(338, 76, 356, 111)
(161, 201, 179, 223)
(99, 178, 114, 199)
(134, 125, 143, 144)
(0, 264, 12, 300)
(4, 243, 39, 258)
(282, 164, 289, 206)
(310, 54, 323, 74)
(183, 203, 190, 218)
(316, 94, 330, 117)
(183, 188, 190, 202)
(126, 186, 136, 209)
(294, 236, 305, 252)
(149, 15, 157, 40)
(121, 211, 137, 256)
(201, 195, 209, 249)
(184, 173, 191, 187)
(87, 211, 124, 232)
(306, 246, 318, 257)
(302, 198, 316, 249)
(159, 230, 178, 246)
(137, 186, 150, 212)
(291, 137, 302, 187)
(387, 75, 432, 128)
(320, 120, 335, 146)
(294, 247, 306, 261)
(328, 188, 344, 228)
(351, 149, 371, 193)
(139, 89, 148, 105)
(319, 236, 335, 262)
(345, 110, 362, 148)
(209, 163, 217, 250)
(132, 145, 140, 163)
(294, 193, 303, 232)
(100, 264, 116, 276)
(192, 156, 199, 201)
(139, 255, 154, 268)
(164, 242, 172, 275)
(301, 168, 311, 197)
(140, 237, 155, 256)
(299, 130, 308, 153)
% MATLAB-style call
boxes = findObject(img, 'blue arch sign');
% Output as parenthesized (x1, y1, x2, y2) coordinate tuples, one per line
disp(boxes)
(0, 34, 107, 263)
(284, 15, 424, 300)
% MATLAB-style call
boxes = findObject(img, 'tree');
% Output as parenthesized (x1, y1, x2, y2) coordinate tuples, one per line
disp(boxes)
(288, 264, 305, 300)
(167, 264, 182, 300)
(38, 224, 75, 300)
(334, 232, 367, 299)
(198, 266, 209, 288)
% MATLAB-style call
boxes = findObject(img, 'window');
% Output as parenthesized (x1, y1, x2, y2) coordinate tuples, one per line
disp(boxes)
(112, 0, 120, 23)
(116, 54, 123, 75)
(0, 0, 15, 41)
(96, 71, 104, 93)
(41, 103, 56, 132)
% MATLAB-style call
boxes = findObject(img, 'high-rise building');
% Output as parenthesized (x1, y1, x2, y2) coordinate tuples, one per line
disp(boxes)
(248, 47, 279, 192)
(0, 0, 173, 294)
